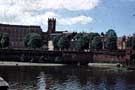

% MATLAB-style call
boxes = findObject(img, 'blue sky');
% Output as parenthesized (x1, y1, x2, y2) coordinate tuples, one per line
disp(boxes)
(0, 0, 135, 36)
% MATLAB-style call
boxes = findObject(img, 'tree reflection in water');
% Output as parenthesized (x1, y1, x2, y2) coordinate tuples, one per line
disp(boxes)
(0, 66, 135, 90)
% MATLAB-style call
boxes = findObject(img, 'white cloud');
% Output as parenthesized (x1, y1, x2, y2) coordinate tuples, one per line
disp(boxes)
(0, 0, 95, 31)
(59, 16, 93, 25)
(0, 0, 100, 12)
(33, 0, 100, 11)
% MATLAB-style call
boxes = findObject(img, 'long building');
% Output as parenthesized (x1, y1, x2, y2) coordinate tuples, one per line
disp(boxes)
(0, 18, 64, 49)
(0, 24, 42, 48)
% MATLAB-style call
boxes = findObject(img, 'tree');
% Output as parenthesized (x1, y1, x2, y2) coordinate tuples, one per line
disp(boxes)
(57, 36, 70, 50)
(73, 33, 89, 50)
(106, 36, 117, 50)
(132, 37, 135, 50)
(126, 37, 132, 48)
(87, 32, 100, 49)
(105, 29, 117, 50)
(106, 29, 117, 37)
(87, 32, 100, 41)
(91, 36, 103, 49)
(52, 35, 61, 50)
(126, 36, 135, 50)
(24, 33, 43, 48)
(75, 37, 86, 50)
(0, 33, 9, 48)
(73, 33, 83, 40)
(0, 33, 3, 48)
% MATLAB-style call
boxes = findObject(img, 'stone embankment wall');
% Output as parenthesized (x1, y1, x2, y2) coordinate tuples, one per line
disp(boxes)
(93, 50, 131, 64)
(0, 49, 93, 65)
(0, 49, 133, 65)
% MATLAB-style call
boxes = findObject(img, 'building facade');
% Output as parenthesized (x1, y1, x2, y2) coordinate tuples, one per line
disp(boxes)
(0, 24, 42, 48)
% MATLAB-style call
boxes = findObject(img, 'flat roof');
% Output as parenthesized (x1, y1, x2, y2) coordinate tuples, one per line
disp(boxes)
(0, 23, 41, 28)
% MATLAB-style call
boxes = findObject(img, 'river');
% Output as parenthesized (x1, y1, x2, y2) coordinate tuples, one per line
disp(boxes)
(0, 66, 135, 90)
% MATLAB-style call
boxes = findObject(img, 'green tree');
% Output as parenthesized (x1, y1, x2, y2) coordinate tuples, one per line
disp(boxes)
(0, 33, 9, 48)
(87, 32, 100, 49)
(106, 29, 117, 37)
(105, 29, 117, 50)
(52, 35, 61, 50)
(24, 33, 43, 48)
(91, 36, 102, 49)
(75, 37, 86, 50)
(87, 33, 100, 41)
(73, 33, 83, 40)
(0, 33, 3, 48)
(132, 37, 135, 50)
(73, 33, 89, 50)
(126, 37, 132, 48)
(106, 36, 117, 50)
(57, 36, 70, 50)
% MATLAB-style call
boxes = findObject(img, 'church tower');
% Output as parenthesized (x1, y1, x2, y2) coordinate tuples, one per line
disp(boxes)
(47, 18, 56, 33)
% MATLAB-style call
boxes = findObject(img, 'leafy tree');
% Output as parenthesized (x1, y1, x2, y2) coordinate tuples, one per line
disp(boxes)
(0, 33, 3, 48)
(57, 36, 70, 50)
(73, 33, 89, 50)
(126, 37, 132, 48)
(66, 32, 77, 40)
(106, 29, 117, 37)
(52, 35, 61, 50)
(106, 37, 117, 50)
(126, 36, 135, 50)
(87, 32, 100, 49)
(72, 32, 100, 50)
(75, 37, 86, 50)
(24, 33, 43, 48)
(73, 33, 83, 40)
(132, 37, 135, 50)
(91, 36, 103, 49)
(101, 32, 105, 36)
(105, 29, 117, 50)
(87, 32, 100, 41)
(0, 33, 9, 48)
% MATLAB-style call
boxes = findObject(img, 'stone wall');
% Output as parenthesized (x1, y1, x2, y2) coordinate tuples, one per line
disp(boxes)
(93, 50, 131, 64)
(0, 49, 133, 65)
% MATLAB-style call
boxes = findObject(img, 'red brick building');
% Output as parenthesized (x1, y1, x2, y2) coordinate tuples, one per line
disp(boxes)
(0, 24, 42, 48)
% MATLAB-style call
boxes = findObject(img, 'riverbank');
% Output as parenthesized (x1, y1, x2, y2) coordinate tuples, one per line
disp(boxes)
(0, 61, 65, 66)
(0, 61, 122, 68)
(88, 63, 122, 68)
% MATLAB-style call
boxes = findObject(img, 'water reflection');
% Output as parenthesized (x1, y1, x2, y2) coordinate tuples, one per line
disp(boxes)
(37, 72, 46, 90)
(0, 66, 135, 90)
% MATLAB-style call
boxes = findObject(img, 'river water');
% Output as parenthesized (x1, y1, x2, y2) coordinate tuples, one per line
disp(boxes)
(0, 66, 135, 90)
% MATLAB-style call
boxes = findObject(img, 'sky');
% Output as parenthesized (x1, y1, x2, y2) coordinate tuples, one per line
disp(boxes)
(0, 0, 135, 36)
